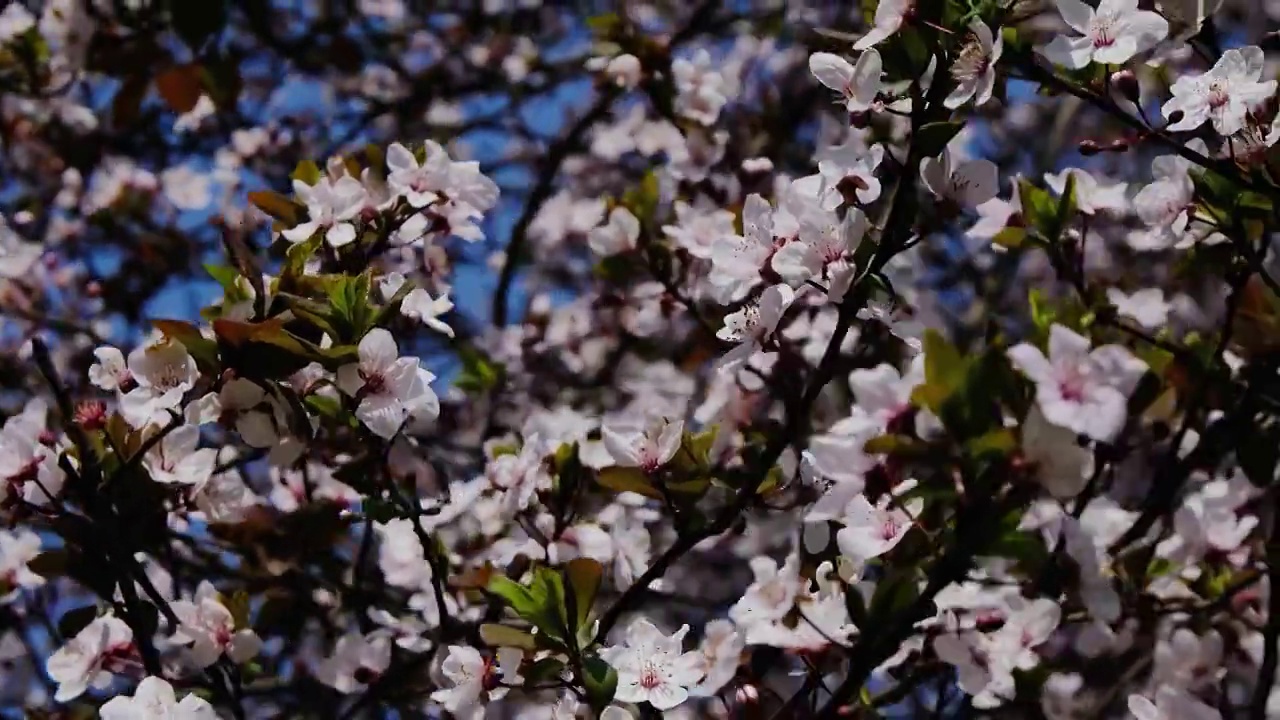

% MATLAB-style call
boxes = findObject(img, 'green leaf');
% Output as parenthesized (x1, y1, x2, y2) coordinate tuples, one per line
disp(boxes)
(455, 346, 505, 393)
(291, 160, 322, 186)
(1029, 288, 1056, 334)
(151, 319, 220, 373)
(248, 190, 302, 225)
(582, 655, 618, 713)
(564, 558, 604, 632)
(914, 121, 965, 158)
(862, 434, 926, 456)
(595, 466, 661, 499)
(992, 227, 1027, 249)
(487, 576, 541, 620)
(480, 623, 538, 650)
(525, 656, 567, 684)
(967, 429, 1016, 458)
(868, 570, 920, 621)
(923, 329, 965, 391)
(528, 567, 571, 643)
(205, 263, 242, 292)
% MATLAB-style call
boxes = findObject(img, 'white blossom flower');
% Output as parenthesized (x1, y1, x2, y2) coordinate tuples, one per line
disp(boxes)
(690, 620, 743, 697)
(1162, 46, 1276, 137)
(170, 581, 262, 668)
(0, 528, 43, 602)
(1107, 288, 1172, 329)
(921, 148, 999, 207)
(46, 614, 135, 702)
(600, 619, 705, 711)
(1044, 168, 1128, 216)
(0, 3, 35, 42)
(809, 49, 884, 113)
(386, 141, 450, 208)
(1127, 684, 1221, 720)
(588, 207, 640, 256)
(281, 175, 367, 248)
(605, 53, 643, 88)
(946, 20, 1002, 109)
(431, 645, 523, 717)
(1022, 405, 1091, 499)
(99, 676, 217, 720)
(142, 424, 217, 488)
(672, 49, 728, 126)
(1039, 0, 1168, 69)
(709, 194, 775, 302)
(602, 416, 683, 473)
(0, 404, 65, 508)
(119, 340, 199, 429)
(88, 346, 131, 391)
(835, 492, 921, 564)
(729, 554, 803, 627)
(855, 0, 914, 50)
(716, 284, 795, 372)
(336, 328, 439, 439)
(1128, 147, 1200, 251)
(0, 213, 41, 280)
(772, 208, 867, 301)
(401, 287, 455, 337)
(802, 142, 885, 211)
(1008, 324, 1147, 442)
(316, 632, 392, 694)
(662, 200, 737, 260)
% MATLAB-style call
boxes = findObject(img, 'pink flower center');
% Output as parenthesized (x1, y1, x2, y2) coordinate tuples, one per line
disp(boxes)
(639, 662, 664, 690)
(1090, 15, 1117, 48)
(879, 517, 902, 541)
(1208, 81, 1229, 109)
(361, 369, 386, 394)
(1057, 366, 1087, 403)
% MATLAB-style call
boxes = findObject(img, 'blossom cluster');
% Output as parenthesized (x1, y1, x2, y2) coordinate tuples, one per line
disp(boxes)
(3, 0, 1280, 719)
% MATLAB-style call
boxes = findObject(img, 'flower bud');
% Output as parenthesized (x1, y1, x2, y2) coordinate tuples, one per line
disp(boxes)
(75, 401, 107, 431)
(1111, 69, 1140, 104)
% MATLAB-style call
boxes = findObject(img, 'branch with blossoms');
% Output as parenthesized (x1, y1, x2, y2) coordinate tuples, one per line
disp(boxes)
(8, 0, 1280, 718)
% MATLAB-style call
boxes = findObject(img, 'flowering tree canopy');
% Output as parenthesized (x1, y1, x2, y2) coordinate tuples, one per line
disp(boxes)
(5, 0, 1280, 718)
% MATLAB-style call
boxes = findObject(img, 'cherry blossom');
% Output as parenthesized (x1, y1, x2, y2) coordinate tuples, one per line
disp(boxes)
(600, 619, 705, 711)
(771, 207, 867, 300)
(46, 614, 135, 702)
(854, 0, 914, 50)
(430, 645, 523, 717)
(119, 340, 199, 429)
(809, 48, 884, 113)
(316, 632, 392, 694)
(99, 677, 217, 720)
(946, 20, 1002, 109)
(170, 581, 262, 668)
(142, 424, 217, 488)
(835, 492, 922, 566)
(1040, 0, 1168, 69)
(0, 528, 43, 602)
(588, 207, 641, 256)
(281, 175, 367, 248)
(920, 147, 999, 208)
(601, 416, 683, 474)
(716, 283, 795, 372)
(1163, 46, 1276, 136)
(336, 328, 439, 439)
(1009, 324, 1147, 442)
(1044, 168, 1127, 216)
